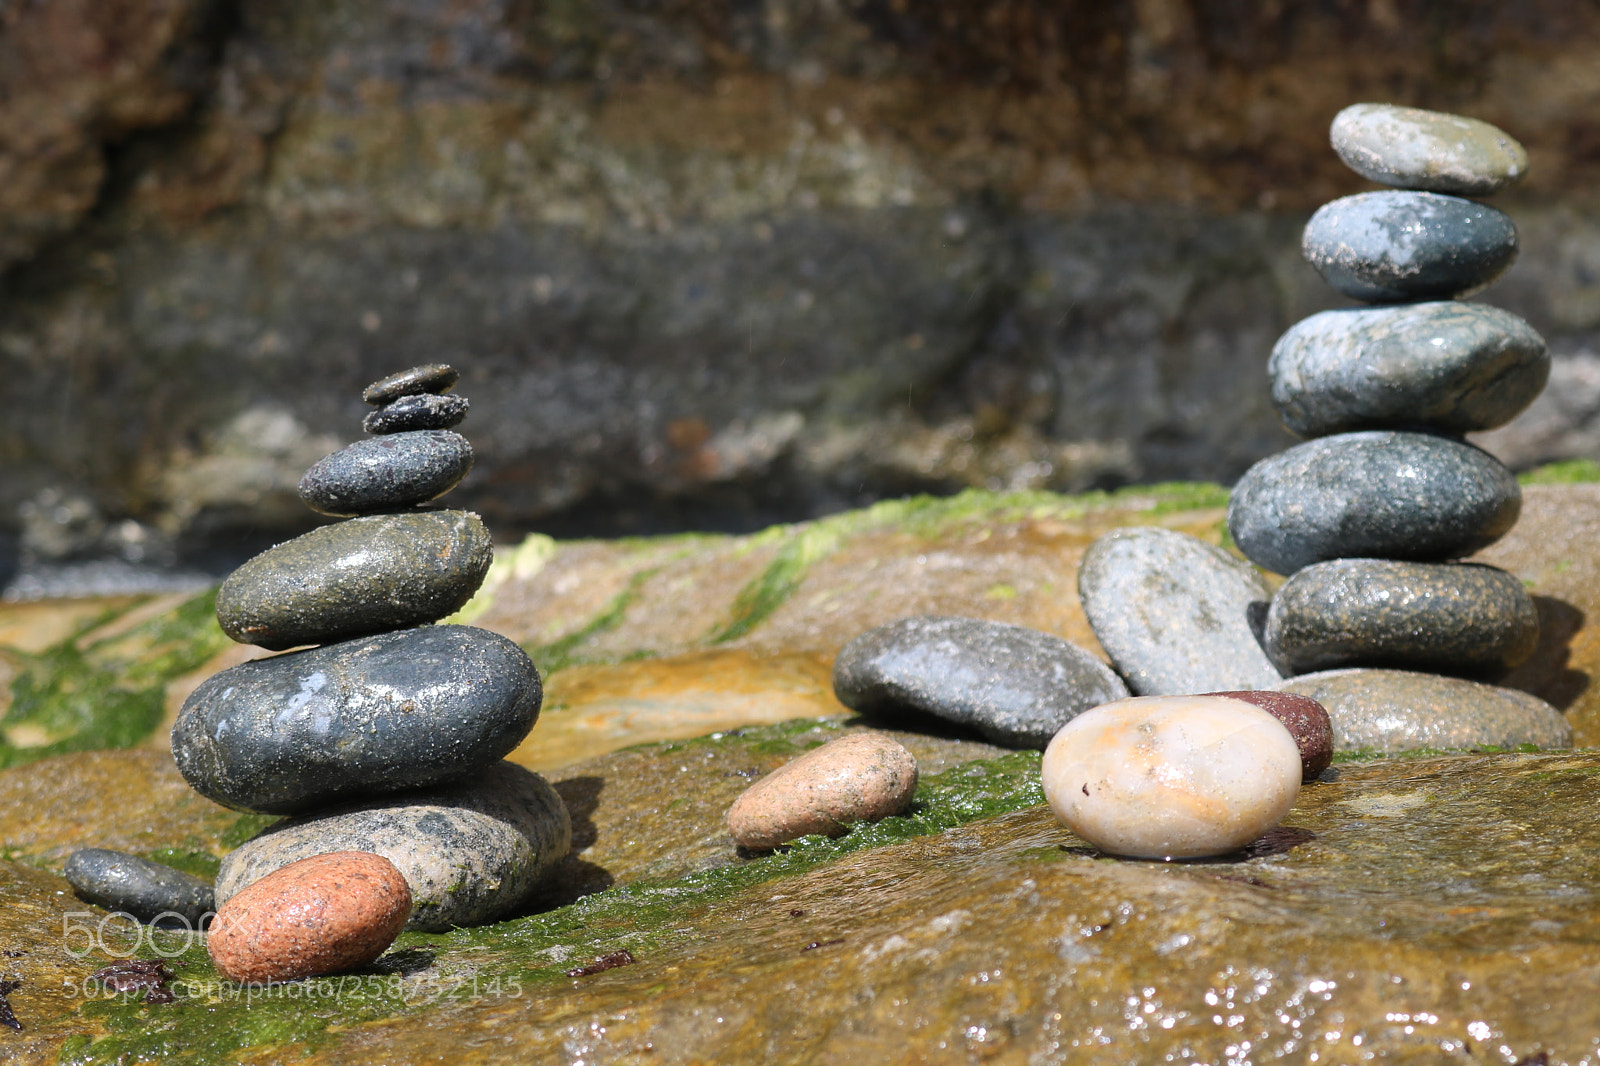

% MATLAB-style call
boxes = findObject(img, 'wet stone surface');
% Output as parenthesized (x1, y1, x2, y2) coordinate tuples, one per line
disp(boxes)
(1228, 431, 1521, 575)
(1078, 526, 1282, 695)
(363, 364, 459, 406)
(62, 848, 214, 926)
(172, 625, 541, 814)
(1276, 667, 1572, 753)
(1302, 191, 1518, 302)
(363, 393, 469, 435)
(1265, 559, 1539, 677)
(217, 761, 571, 933)
(831, 615, 1128, 747)
(215, 510, 493, 649)
(1330, 103, 1529, 196)
(298, 430, 474, 517)
(1269, 302, 1548, 437)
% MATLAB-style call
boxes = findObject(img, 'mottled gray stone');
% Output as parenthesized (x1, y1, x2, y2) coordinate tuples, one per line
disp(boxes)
(215, 761, 571, 932)
(1275, 668, 1571, 753)
(1078, 527, 1282, 696)
(1302, 191, 1517, 303)
(363, 363, 459, 406)
(1269, 302, 1548, 437)
(1330, 103, 1529, 196)
(1228, 431, 1520, 576)
(63, 848, 214, 927)
(832, 615, 1128, 748)
(215, 510, 493, 649)
(172, 625, 541, 814)
(298, 430, 474, 517)
(1265, 559, 1539, 677)
(364, 392, 469, 434)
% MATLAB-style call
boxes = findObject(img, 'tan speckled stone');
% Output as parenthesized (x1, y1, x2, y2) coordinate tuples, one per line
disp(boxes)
(208, 851, 411, 985)
(726, 732, 917, 850)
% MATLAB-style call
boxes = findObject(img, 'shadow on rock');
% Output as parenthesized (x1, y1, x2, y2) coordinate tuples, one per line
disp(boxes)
(1502, 595, 1587, 711)
(524, 776, 614, 911)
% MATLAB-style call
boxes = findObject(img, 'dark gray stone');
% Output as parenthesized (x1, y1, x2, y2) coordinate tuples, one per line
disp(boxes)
(364, 393, 469, 434)
(62, 848, 214, 927)
(1329, 103, 1529, 196)
(831, 615, 1128, 748)
(298, 430, 474, 517)
(363, 364, 459, 406)
(1269, 302, 1548, 437)
(1077, 527, 1282, 695)
(1228, 431, 1520, 576)
(1274, 668, 1571, 753)
(1264, 559, 1539, 677)
(1302, 191, 1518, 303)
(172, 625, 541, 815)
(214, 761, 571, 933)
(215, 510, 493, 649)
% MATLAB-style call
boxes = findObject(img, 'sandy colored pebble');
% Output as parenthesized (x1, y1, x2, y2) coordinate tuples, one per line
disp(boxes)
(727, 732, 918, 850)
(1042, 696, 1302, 860)
(207, 851, 411, 984)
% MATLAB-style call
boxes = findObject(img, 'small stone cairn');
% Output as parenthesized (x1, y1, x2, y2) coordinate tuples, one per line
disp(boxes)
(169, 365, 571, 933)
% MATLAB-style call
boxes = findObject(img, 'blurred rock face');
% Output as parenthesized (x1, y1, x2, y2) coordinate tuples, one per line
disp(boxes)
(1, 0, 1599, 548)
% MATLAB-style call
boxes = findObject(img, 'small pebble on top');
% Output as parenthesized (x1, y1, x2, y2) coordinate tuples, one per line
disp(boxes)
(1330, 103, 1528, 197)
(362, 363, 459, 405)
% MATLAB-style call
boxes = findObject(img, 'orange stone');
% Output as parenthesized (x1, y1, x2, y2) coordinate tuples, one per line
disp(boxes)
(727, 732, 918, 850)
(207, 851, 411, 984)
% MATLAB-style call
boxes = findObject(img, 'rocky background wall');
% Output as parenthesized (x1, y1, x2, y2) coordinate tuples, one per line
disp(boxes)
(3, 0, 1600, 580)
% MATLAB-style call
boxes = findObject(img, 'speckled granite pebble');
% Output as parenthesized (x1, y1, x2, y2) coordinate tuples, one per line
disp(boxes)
(299, 430, 474, 517)
(1330, 103, 1528, 196)
(363, 364, 458, 405)
(727, 732, 918, 850)
(1274, 668, 1572, 753)
(215, 510, 493, 649)
(1041, 695, 1302, 860)
(1204, 690, 1334, 782)
(1078, 527, 1282, 696)
(1269, 303, 1548, 437)
(1265, 559, 1538, 678)
(1228, 431, 1520, 575)
(216, 762, 571, 932)
(172, 625, 541, 814)
(1302, 191, 1517, 302)
(208, 852, 411, 984)
(364, 393, 469, 434)
(63, 848, 214, 927)
(832, 615, 1129, 748)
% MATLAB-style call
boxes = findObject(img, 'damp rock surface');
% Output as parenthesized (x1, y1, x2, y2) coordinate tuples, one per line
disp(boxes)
(1077, 526, 1282, 695)
(298, 430, 474, 517)
(726, 732, 918, 850)
(62, 848, 214, 927)
(171, 625, 541, 815)
(1330, 103, 1529, 195)
(215, 510, 493, 649)
(831, 615, 1128, 747)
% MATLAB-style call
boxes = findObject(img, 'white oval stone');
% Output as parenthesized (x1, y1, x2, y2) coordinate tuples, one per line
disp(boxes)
(1041, 695, 1302, 860)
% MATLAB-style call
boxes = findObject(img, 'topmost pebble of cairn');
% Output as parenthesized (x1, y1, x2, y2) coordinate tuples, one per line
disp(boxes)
(1330, 103, 1528, 196)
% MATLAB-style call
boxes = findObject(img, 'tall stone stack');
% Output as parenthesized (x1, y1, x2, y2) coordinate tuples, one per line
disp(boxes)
(171, 364, 571, 933)
(1228, 105, 1555, 714)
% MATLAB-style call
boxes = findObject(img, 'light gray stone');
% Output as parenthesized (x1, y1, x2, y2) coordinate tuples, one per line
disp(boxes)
(1330, 103, 1528, 196)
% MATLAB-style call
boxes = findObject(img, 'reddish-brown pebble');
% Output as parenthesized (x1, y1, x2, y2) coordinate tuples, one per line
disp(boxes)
(727, 733, 918, 850)
(207, 851, 412, 984)
(1206, 690, 1335, 781)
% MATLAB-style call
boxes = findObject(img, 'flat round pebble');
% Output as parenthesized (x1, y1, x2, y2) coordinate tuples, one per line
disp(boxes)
(208, 851, 411, 984)
(215, 510, 493, 649)
(1274, 668, 1572, 753)
(172, 625, 541, 814)
(1041, 696, 1302, 860)
(363, 364, 459, 406)
(1264, 559, 1539, 678)
(1203, 690, 1334, 782)
(298, 430, 474, 517)
(1078, 527, 1282, 696)
(1302, 191, 1517, 303)
(215, 762, 571, 933)
(63, 849, 215, 927)
(726, 732, 918, 850)
(1269, 302, 1548, 437)
(1330, 103, 1528, 196)
(1228, 431, 1520, 575)
(832, 615, 1129, 748)
(364, 393, 469, 434)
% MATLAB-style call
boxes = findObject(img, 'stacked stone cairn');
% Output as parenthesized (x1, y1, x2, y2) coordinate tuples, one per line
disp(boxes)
(1223, 103, 1570, 750)
(161, 364, 571, 943)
